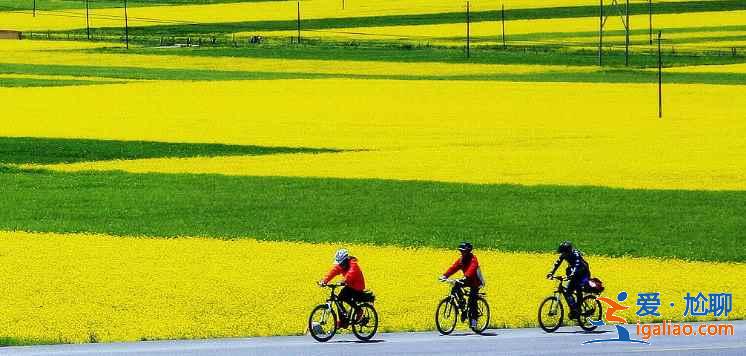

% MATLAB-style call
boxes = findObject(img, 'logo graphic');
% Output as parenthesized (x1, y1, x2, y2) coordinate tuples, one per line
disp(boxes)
(583, 291, 649, 345)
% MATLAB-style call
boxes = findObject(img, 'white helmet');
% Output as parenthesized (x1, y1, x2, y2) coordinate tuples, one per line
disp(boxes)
(334, 248, 349, 265)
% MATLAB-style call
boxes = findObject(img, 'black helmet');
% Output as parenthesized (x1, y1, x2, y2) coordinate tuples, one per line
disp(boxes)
(458, 242, 473, 253)
(557, 241, 573, 254)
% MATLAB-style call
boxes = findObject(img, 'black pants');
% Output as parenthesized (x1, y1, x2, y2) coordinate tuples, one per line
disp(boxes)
(338, 287, 364, 318)
(456, 285, 480, 320)
(564, 269, 590, 312)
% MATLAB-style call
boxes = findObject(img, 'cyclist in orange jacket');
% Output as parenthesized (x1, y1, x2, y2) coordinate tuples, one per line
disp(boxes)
(319, 248, 366, 327)
(439, 242, 485, 328)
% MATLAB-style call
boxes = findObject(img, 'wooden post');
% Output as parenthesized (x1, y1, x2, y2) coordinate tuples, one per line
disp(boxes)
(658, 31, 662, 119)
(124, 0, 129, 49)
(625, 0, 629, 66)
(649, 0, 653, 45)
(342, 0, 345, 10)
(501, 4, 506, 49)
(466, 1, 470, 59)
(599, 0, 603, 66)
(33, 0, 36, 17)
(85, 0, 91, 40)
(297, 1, 301, 44)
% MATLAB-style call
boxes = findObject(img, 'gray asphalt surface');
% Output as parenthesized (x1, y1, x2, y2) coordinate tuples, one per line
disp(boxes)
(1, 321, 743, 356)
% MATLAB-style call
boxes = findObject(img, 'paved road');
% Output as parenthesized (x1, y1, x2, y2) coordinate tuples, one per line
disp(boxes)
(1, 321, 743, 356)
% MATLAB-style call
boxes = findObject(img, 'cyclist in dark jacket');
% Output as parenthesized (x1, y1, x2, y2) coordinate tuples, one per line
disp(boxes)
(547, 241, 590, 319)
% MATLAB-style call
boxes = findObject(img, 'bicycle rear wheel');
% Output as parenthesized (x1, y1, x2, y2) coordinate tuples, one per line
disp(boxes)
(578, 295, 602, 331)
(351, 303, 379, 341)
(308, 304, 337, 342)
(435, 297, 458, 335)
(538, 296, 563, 333)
(469, 297, 491, 334)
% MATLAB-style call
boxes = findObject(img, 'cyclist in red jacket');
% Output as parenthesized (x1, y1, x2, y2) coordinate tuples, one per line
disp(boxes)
(319, 248, 366, 327)
(439, 242, 485, 328)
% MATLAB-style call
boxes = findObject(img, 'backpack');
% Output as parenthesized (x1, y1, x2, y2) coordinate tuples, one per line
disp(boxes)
(585, 277, 605, 294)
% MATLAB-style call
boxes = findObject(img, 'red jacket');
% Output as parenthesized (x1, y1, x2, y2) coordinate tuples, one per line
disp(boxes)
(323, 257, 366, 292)
(444, 254, 484, 288)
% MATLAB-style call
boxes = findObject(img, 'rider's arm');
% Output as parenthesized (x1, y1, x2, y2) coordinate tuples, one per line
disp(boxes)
(322, 264, 343, 284)
(548, 255, 564, 275)
(443, 258, 462, 278)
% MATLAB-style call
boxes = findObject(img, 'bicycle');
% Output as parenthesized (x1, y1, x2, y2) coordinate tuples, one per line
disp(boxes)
(308, 283, 379, 342)
(435, 279, 490, 335)
(538, 276, 602, 332)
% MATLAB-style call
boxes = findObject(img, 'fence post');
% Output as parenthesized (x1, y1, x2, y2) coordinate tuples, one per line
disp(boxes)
(33, 0, 36, 17)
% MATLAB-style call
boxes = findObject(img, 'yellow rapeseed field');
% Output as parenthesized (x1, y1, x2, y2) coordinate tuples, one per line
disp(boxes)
(669, 62, 746, 73)
(0, 0, 722, 32)
(0, 40, 593, 79)
(14, 79, 746, 190)
(0, 230, 742, 343)
(257, 10, 746, 47)
(0, 0, 598, 32)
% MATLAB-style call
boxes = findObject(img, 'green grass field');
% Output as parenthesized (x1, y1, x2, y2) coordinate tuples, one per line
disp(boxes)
(0, 137, 340, 164)
(0, 0, 275, 12)
(2, 164, 744, 262)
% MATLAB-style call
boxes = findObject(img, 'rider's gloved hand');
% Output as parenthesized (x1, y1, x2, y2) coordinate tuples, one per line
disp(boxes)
(546, 273, 553, 280)
(438, 275, 447, 282)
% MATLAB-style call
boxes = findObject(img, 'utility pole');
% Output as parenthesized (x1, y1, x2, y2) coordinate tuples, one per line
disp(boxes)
(466, 1, 470, 59)
(658, 31, 662, 119)
(625, 0, 630, 66)
(296, 1, 301, 44)
(649, 0, 653, 45)
(124, 0, 129, 49)
(501, 4, 506, 49)
(599, 0, 603, 66)
(85, 0, 91, 40)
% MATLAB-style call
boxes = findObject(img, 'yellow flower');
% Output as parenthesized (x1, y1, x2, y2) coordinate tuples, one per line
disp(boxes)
(16, 79, 746, 190)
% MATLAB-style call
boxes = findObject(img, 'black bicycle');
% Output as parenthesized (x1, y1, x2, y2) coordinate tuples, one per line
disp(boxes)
(538, 276, 602, 332)
(308, 283, 378, 342)
(435, 279, 490, 335)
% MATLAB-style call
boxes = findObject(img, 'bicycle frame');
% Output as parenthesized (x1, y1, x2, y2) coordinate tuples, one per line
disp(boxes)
(442, 279, 483, 315)
(320, 284, 356, 324)
(548, 276, 588, 314)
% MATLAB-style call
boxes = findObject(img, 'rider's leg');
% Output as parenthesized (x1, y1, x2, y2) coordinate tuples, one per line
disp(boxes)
(337, 287, 354, 320)
(468, 286, 479, 321)
(563, 278, 578, 315)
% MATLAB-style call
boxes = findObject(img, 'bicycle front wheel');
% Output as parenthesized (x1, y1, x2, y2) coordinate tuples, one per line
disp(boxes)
(435, 297, 458, 335)
(308, 304, 337, 342)
(578, 295, 602, 331)
(470, 297, 491, 334)
(538, 296, 563, 333)
(351, 303, 379, 341)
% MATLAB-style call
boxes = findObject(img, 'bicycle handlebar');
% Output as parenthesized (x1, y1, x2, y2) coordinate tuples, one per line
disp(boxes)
(318, 282, 345, 288)
(440, 278, 464, 285)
